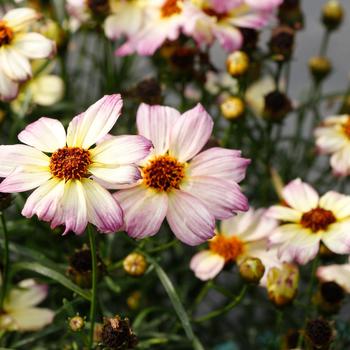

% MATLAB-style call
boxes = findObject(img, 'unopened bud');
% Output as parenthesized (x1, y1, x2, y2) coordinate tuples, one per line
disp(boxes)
(69, 315, 85, 332)
(263, 90, 292, 122)
(226, 51, 249, 77)
(278, 0, 304, 30)
(322, 0, 344, 31)
(239, 257, 265, 284)
(220, 96, 245, 120)
(269, 26, 295, 62)
(309, 56, 332, 82)
(313, 281, 345, 314)
(123, 252, 147, 277)
(304, 317, 334, 349)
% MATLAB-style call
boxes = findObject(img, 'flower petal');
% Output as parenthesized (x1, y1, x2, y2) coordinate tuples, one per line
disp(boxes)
(188, 147, 250, 183)
(81, 178, 123, 233)
(166, 190, 215, 245)
(114, 186, 168, 239)
(330, 146, 350, 176)
(136, 103, 179, 155)
(66, 94, 123, 149)
(182, 176, 248, 219)
(319, 191, 350, 219)
(13, 33, 55, 59)
(0, 68, 18, 101)
(282, 178, 319, 212)
(90, 135, 152, 165)
(0, 171, 51, 193)
(3, 8, 39, 31)
(169, 104, 213, 162)
(18, 117, 66, 152)
(0, 47, 31, 82)
(190, 250, 225, 281)
(317, 263, 350, 293)
(266, 205, 302, 222)
(9, 308, 54, 331)
(31, 75, 64, 106)
(322, 222, 350, 254)
(213, 25, 243, 52)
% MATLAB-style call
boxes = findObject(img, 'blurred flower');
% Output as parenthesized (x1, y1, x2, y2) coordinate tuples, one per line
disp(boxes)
(190, 208, 280, 283)
(278, 0, 304, 30)
(123, 252, 147, 276)
(314, 115, 350, 176)
(0, 7, 55, 101)
(263, 90, 292, 121)
(226, 51, 249, 77)
(309, 56, 332, 82)
(66, 0, 91, 31)
(268, 178, 350, 264)
(114, 103, 250, 245)
(205, 70, 238, 96)
(0, 94, 152, 234)
(313, 281, 345, 314)
(266, 262, 299, 306)
(0, 279, 54, 331)
(304, 317, 334, 350)
(269, 26, 295, 62)
(220, 96, 245, 120)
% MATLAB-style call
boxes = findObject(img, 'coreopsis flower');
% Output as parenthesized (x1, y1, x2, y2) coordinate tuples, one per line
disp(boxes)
(183, 0, 282, 52)
(189, 208, 280, 281)
(0, 8, 55, 101)
(114, 103, 250, 245)
(315, 115, 350, 176)
(0, 94, 152, 234)
(0, 279, 54, 331)
(268, 178, 350, 265)
(317, 258, 350, 293)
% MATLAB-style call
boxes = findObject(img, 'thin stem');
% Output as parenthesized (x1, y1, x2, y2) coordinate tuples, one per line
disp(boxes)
(88, 225, 98, 350)
(319, 30, 330, 56)
(0, 212, 9, 309)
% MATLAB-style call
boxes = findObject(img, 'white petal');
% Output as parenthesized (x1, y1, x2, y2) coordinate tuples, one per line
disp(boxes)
(18, 117, 66, 152)
(3, 8, 38, 31)
(0, 47, 31, 82)
(317, 263, 350, 293)
(0, 68, 18, 101)
(190, 250, 225, 281)
(330, 146, 350, 176)
(9, 308, 54, 331)
(166, 190, 215, 245)
(319, 191, 350, 219)
(0, 171, 51, 193)
(13, 33, 55, 59)
(266, 205, 302, 222)
(30, 75, 64, 106)
(66, 94, 123, 149)
(322, 222, 350, 255)
(114, 186, 168, 239)
(169, 104, 213, 162)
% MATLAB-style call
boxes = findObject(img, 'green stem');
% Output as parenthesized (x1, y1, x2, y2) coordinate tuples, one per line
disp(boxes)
(88, 225, 98, 350)
(0, 212, 9, 309)
(319, 30, 330, 56)
(193, 285, 247, 323)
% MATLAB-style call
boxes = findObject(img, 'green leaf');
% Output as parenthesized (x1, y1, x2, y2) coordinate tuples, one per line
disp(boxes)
(11, 262, 91, 301)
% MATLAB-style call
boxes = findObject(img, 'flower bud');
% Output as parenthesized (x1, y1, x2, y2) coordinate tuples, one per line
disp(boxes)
(220, 96, 245, 120)
(263, 90, 292, 122)
(123, 252, 147, 277)
(267, 263, 299, 306)
(309, 56, 332, 82)
(69, 315, 85, 332)
(101, 315, 138, 350)
(226, 51, 249, 77)
(269, 26, 295, 62)
(127, 291, 142, 310)
(278, 0, 304, 30)
(134, 78, 162, 105)
(239, 257, 265, 284)
(322, 0, 344, 31)
(314, 281, 345, 314)
(304, 317, 334, 350)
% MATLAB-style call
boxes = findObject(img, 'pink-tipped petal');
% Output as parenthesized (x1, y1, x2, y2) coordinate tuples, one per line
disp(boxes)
(190, 250, 225, 281)
(90, 135, 152, 165)
(188, 147, 250, 183)
(245, 0, 283, 11)
(0, 68, 19, 101)
(166, 190, 215, 245)
(0, 171, 51, 193)
(282, 178, 319, 212)
(0, 47, 31, 82)
(317, 264, 350, 293)
(182, 176, 248, 219)
(213, 25, 243, 52)
(322, 222, 350, 255)
(18, 117, 66, 152)
(81, 178, 123, 233)
(66, 94, 123, 149)
(13, 33, 55, 59)
(136, 103, 180, 155)
(114, 186, 168, 239)
(169, 104, 213, 162)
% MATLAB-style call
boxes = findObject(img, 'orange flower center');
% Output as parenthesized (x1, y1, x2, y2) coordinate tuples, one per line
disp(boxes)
(49, 147, 91, 180)
(161, 0, 182, 18)
(300, 207, 336, 232)
(203, 7, 229, 21)
(142, 155, 185, 192)
(209, 235, 244, 262)
(342, 117, 350, 139)
(0, 21, 13, 47)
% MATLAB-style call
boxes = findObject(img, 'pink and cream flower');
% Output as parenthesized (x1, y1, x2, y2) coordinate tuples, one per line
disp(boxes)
(0, 8, 55, 101)
(183, 0, 282, 52)
(0, 279, 54, 331)
(315, 114, 350, 176)
(190, 208, 280, 283)
(268, 178, 350, 265)
(0, 94, 152, 234)
(114, 103, 250, 246)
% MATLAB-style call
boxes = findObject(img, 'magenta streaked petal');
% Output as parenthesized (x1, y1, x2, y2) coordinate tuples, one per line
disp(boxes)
(136, 103, 179, 155)
(66, 94, 123, 149)
(81, 178, 123, 233)
(18, 117, 66, 152)
(166, 190, 215, 246)
(213, 25, 243, 52)
(188, 147, 250, 183)
(114, 186, 168, 239)
(245, 0, 283, 11)
(169, 104, 213, 162)
(0, 171, 51, 193)
(230, 12, 272, 29)
(182, 176, 248, 220)
(90, 135, 152, 165)
(190, 250, 225, 281)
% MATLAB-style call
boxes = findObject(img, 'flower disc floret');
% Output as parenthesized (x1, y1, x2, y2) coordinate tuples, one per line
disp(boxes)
(209, 235, 244, 262)
(0, 21, 13, 46)
(300, 207, 336, 232)
(142, 155, 185, 192)
(49, 146, 91, 180)
(161, 0, 182, 18)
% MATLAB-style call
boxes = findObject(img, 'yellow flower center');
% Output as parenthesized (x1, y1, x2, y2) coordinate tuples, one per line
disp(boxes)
(0, 21, 13, 47)
(209, 235, 244, 262)
(300, 207, 336, 232)
(142, 155, 185, 192)
(161, 0, 182, 18)
(49, 147, 92, 180)
(342, 117, 350, 139)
